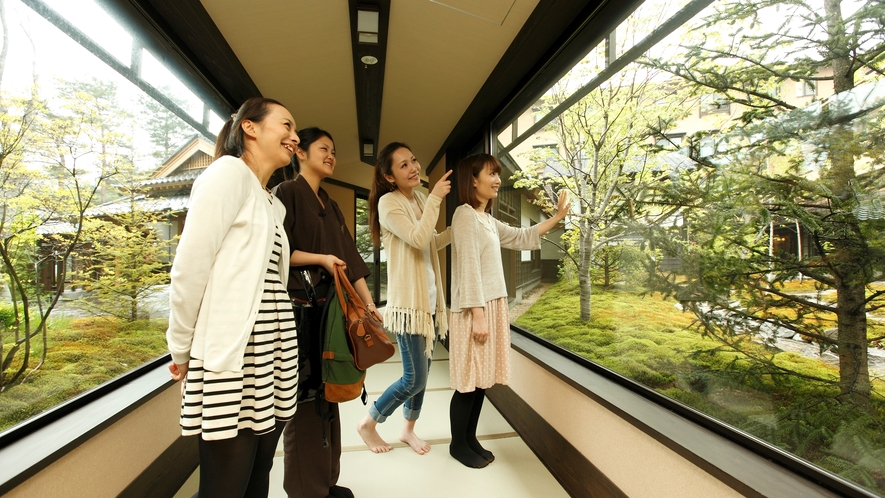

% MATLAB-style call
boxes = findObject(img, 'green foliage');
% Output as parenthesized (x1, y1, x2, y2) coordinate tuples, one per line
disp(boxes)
(74, 189, 176, 321)
(0, 303, 26, 329)
(511, 0, 697, 321)
(137, 90, 192, 162)
(0, 77, 128, 392)
(637, 0, 885, 400)
(518, 281, 885, 492)
(590, 243, 653, 289)
(0, 317, 168, 431)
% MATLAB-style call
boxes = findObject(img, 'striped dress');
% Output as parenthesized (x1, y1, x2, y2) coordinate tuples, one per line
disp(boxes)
(180, 230, 299, 441)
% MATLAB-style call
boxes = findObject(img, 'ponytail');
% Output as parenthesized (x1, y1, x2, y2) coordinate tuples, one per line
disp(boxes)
(368, 142, 410, 247)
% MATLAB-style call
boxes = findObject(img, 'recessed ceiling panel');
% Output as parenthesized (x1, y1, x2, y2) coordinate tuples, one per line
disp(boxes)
(430, 0, 516, 25)
(380, 0, 537, 172)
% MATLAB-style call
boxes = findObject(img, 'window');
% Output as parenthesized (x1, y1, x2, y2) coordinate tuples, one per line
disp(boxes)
(0, 0, 223, 433)
(355, 195, 386, 304)
(796, 80, 817, 97)
(698, 94, 731, 116)
(491, 0, 885, 495)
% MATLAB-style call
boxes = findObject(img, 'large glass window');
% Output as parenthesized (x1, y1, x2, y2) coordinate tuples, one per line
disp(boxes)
(0, 0, 222, 433)
(496, 0, 885, 494)
(356, 195, 387, 304)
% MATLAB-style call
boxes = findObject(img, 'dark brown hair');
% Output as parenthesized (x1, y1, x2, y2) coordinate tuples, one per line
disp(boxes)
(214, 97, 285, 160)
(292, 127, 335, 174)
(457, 153, 502, 213)
(269, 127, 335, 188)
(368, 142, 411, 246)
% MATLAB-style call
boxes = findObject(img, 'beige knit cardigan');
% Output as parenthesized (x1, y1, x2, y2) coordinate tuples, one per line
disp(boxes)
(378, 190, 451, 357)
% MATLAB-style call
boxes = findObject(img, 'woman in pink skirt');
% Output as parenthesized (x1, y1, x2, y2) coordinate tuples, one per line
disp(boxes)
(448, 153, 569, 468)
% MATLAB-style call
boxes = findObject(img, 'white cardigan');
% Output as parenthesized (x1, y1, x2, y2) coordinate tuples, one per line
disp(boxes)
(166, 156, 289, 372)
(378, 190, 451, 357)
(450, 204, 539, 312)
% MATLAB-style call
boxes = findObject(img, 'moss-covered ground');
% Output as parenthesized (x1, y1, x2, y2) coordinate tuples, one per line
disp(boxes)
(0, 317, 168, 432)
(515, 280, 885, 492)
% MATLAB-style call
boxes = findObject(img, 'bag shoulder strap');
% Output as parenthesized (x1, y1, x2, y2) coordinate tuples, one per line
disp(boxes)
(333, 264, 365, 314)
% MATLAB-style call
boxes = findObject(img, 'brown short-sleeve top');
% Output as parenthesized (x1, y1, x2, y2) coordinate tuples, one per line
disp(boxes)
(275, 175, 370, 292)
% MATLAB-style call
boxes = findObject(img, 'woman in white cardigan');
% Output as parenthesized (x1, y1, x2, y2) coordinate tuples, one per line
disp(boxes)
(166, 97, 300, 496)
(357, 142, 452, 454)
(448, 153, 569, 469)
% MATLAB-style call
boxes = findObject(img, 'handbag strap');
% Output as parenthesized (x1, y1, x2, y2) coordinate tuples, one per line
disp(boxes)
(333, 264, 366, 315)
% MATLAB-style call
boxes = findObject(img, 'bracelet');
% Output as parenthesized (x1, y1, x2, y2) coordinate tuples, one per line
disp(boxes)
(367, 303, 376, 308)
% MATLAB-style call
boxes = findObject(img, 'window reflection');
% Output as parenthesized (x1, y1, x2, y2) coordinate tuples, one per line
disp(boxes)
(43, 0, 132, 65)
(494, 0, 885, 494)
(0, 0, 219, 433)
(356, 196, 387, 304)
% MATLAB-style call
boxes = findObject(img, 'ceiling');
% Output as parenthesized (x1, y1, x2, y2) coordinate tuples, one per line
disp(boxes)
(196, 0, 537, 187)
(124, 0, 639, 189)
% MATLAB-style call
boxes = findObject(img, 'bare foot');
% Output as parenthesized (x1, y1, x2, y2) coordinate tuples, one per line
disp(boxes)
(357, 415, 392, 453)
(399, 427, 430, 455)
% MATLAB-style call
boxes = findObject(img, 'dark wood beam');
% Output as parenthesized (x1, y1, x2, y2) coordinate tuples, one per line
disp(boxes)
(349, 0, 390, 165)
(486, 384, 628, 498)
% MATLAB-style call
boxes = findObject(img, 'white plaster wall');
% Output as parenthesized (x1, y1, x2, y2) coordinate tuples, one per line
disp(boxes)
(508, 352, 742, 498)
(6, 383, 182, 498)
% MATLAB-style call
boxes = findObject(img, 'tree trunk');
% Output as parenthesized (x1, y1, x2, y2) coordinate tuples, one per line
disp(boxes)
(579, 222, 594, 321)
(796, 220, 803, 283)
(603, 251, 611, 288)
(836, 278, 870, 399)
(823, 0, 870, 400)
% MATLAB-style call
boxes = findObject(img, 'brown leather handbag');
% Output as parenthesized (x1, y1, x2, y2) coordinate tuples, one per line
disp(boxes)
(333, 265, 395, 370)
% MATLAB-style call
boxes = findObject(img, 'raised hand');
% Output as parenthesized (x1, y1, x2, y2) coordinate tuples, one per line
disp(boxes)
(431, 169, 453, 198)
(554, 190, 571, 220)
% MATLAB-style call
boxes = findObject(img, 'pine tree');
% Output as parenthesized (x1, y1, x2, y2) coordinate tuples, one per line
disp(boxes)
(642, 0, 885, 400)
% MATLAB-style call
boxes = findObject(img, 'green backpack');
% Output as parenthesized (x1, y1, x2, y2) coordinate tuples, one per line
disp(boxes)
(321, 290, 366, 403)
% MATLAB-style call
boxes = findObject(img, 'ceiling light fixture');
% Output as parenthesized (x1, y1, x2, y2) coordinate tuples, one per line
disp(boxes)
(357, 7, 379, 44)
(362, 139, 375, 159)
(349, 0, 388, 166)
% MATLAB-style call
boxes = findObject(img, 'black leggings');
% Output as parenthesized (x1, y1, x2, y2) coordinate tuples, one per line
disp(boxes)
(197, 420, 286, 498)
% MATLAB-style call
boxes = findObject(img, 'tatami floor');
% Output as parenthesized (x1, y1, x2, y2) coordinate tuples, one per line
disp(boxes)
(175, 341, 569, 498)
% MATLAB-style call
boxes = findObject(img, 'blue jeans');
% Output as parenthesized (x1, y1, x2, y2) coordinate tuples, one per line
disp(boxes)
(369, 333, 434, 422)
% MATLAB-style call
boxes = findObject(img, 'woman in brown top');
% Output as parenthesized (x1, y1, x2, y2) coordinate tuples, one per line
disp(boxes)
(274, 127, 380, 498)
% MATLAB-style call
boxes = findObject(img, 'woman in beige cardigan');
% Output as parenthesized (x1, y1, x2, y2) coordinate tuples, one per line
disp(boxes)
(448, 153, 569, 468)
(357, 142, 452, 454)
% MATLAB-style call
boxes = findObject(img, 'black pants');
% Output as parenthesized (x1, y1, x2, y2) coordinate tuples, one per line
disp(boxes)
(197, 421, 286, 498)
(282, 397, 342, 498)
(285, 284, 342, 498)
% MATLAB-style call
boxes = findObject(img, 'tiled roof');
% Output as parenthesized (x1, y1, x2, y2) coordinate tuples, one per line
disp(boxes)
(142, 169, 203, 186)
(36, 194, 189, 236)
(88, 194, 190, 217)
(37, 221, 77, 236)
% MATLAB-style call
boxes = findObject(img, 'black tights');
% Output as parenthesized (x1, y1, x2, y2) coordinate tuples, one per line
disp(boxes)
(197, 420, 286, 498)
(449, 389, 494, 468)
